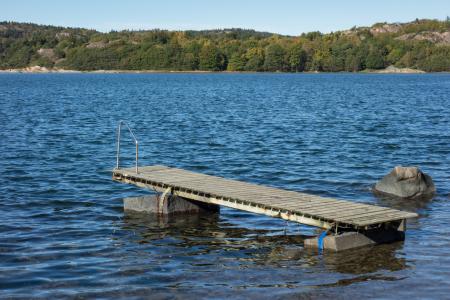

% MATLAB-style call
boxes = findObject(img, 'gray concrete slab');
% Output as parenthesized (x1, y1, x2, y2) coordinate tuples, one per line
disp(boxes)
(304, 229, 405, 252)
(124, 195, 219, 214)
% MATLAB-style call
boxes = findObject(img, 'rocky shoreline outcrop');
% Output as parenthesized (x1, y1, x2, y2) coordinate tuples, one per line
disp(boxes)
(373, 65, 425, 73)
(0, 65, 429, 74)
(0, 66, 80, 73)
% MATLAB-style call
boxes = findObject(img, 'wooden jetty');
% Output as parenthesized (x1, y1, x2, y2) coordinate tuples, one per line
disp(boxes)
(113, 165, 416, 231)
(112, 122, 418, 251)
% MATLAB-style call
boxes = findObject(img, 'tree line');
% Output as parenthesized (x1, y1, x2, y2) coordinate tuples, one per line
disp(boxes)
(1, 19, 450, 72)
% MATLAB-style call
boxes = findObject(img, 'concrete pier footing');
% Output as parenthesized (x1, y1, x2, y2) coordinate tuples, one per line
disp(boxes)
(124, 195, 220, 215)
(304, 228, 405, 252)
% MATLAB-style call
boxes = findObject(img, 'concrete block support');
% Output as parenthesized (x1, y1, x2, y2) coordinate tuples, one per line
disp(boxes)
(124, 195, 220, 215)
(304, 228, 405, 252)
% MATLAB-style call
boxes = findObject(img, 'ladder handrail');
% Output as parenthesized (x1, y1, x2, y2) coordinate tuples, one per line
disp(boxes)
(116, 120, 139, 173)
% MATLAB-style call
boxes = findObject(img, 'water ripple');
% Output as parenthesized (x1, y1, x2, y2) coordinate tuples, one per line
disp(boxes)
(1, 73, 450, 298)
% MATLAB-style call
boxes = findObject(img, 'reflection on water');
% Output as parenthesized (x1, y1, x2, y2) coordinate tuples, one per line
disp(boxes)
(373, 192, 433, 212)
(122, 204, 407, 278)
(317, 243, 406, 274)
(115, 205, 412, 298)
(317, 273, 405, 288)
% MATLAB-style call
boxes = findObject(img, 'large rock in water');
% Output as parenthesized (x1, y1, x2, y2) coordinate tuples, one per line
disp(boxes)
(373, 166, 435, 199)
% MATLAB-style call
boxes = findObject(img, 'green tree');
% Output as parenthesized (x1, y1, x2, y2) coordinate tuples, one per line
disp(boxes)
(264, 43, 286, 71)
(418, 47, 450, 71)
(288, 43, 307, 72)
(386, 47, 406, 65)
(4, 42, 33, 68)
(143, 45, 170, 69)
(166, 40, 183, 69)
(2, 20, 450, 72)
(311, 49, 331, 71)
(244, 47, 264, 71)
(365, 48, 385, 69)
(227, 52, 246, 71)
(199, 43, 226, 71)
(182, 41, 201, 70)
(345, 55, 363, 72)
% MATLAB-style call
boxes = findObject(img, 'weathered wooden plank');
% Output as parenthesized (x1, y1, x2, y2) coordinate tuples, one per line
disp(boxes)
(341, 211, 416, 226)
(279, 199, 365, 213)
(316, 206, 392, 218)
(126, 167, 293, 195)
(200, 186, 315, 204)
(319, 207, 394, 220)
(136, 165, 171, 172)
(124, 174, 285, 203)
(345, 209, 416, 221)
(356, 214, 416, 226)
(244, 196, 331, 206)
(139, 171, 332, 207)
(301, 202, 381, 215)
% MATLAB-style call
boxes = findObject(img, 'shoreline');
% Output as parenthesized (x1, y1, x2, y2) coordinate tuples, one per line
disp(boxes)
(0, 66, 433, 74)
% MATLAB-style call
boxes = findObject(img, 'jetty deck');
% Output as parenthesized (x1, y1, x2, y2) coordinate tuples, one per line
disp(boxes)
(112, 165, 417, 231)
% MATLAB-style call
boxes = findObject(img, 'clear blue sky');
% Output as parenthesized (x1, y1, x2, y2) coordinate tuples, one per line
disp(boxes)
(2, 0, 449, 35)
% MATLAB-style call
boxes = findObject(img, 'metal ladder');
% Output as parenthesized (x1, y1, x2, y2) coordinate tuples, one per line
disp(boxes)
(115, 120, 139, 173)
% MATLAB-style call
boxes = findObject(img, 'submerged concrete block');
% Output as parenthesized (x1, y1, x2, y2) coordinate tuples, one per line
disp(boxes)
(305, 232, 375, 251)
(124, 195, 219, 214)
(304, 229, 405, 252)
(124, 195, 158, 213)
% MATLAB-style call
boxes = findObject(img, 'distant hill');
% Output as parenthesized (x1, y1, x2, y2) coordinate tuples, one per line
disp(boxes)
(1, 19, 449, 72)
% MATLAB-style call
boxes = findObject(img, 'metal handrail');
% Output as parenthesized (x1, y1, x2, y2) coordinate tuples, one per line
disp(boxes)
(116, 120, 139, 173)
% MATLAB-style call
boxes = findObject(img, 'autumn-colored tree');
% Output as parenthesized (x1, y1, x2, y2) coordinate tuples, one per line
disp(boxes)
(199, 43, 226, 71)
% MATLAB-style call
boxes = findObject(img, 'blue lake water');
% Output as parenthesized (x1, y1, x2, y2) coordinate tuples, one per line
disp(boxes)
(0, 73, 449, 299)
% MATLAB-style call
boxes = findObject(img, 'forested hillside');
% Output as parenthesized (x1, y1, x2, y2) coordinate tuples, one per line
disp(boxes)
(1, 19, 450, 72)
